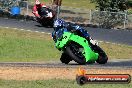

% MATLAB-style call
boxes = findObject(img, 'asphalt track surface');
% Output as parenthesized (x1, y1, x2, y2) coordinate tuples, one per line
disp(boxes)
(0, 17, 132, 68)
(0, 17, 132, 45)
(0, 59, 132, 69)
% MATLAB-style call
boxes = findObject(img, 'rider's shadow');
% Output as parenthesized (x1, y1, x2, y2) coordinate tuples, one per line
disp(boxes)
(35, 24, 53, 28)
(67, 60, 132, 67)
(102, 60, 132, 67)
(35, 24, 44, 27)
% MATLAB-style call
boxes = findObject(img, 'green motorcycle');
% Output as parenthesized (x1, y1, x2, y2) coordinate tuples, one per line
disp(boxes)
(52, 27, 108, 65)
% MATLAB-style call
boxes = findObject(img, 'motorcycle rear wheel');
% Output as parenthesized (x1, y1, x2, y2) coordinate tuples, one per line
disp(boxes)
(93, 46, 108, 64)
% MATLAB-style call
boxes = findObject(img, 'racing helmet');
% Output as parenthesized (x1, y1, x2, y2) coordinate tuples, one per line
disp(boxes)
(53, 19, 65, 28)
(35, 0, 40, 5)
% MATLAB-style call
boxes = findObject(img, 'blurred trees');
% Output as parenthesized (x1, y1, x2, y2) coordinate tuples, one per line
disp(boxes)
(127, 0, 132, 8)
(90, 0, 129, 11)
(90, 0, 131, 29)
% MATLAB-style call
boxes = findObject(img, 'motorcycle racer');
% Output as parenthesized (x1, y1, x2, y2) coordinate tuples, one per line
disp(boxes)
(32, 0, 47, 20)
(52, 19, 98, 45)
(32, 0, 55, 26)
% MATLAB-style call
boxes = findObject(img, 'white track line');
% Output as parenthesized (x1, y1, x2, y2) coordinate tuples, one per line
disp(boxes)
(20, 29, 24, 30)
(41, 32, 45, 33)
(35, 31, 39, 33)
(0, 26, 51, 35)
(0, 26, 123, 45)
(5, 27, 9, 29)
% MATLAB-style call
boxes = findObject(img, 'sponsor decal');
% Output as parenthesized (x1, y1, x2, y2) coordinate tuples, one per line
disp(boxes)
(76, 67, 131, 85)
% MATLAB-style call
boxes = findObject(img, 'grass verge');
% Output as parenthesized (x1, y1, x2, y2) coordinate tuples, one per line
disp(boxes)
(29, 0, 96, 9)
(0, 27, 131, 62)
(100, 42, 132, 59)
(0, 27, 61, 62)
(0, 79, 131, 88)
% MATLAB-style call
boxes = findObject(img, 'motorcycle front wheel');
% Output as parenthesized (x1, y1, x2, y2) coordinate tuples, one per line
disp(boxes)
(65, 43, 86, 65)
(60, 53, 72, 64)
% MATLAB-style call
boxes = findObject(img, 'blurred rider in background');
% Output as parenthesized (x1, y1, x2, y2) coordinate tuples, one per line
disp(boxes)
(32, 0, 47, 21)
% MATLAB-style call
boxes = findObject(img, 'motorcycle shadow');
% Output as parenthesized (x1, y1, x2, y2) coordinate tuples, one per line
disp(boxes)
(35, 24, 53, 28)
(102, 60, 132, 67)
(67, 60, 132, 67)
(66, 61, 96, 65)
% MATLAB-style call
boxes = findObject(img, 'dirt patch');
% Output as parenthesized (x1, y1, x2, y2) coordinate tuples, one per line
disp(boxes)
(0, 67, 132, 80)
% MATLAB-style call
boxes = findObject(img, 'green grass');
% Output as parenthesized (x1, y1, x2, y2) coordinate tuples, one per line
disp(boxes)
(29, 0, 96, 9)
(0, 28, 61, 62)
(100, 42, 132, 59)
(0, 27, 131, 62)
(0, 79, 131, 88)
(61, 0, 95, 9)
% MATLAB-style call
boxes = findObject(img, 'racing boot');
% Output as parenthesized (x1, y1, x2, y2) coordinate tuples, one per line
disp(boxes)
(86, 37, 98, 46)
(89, 37, 98, 46)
